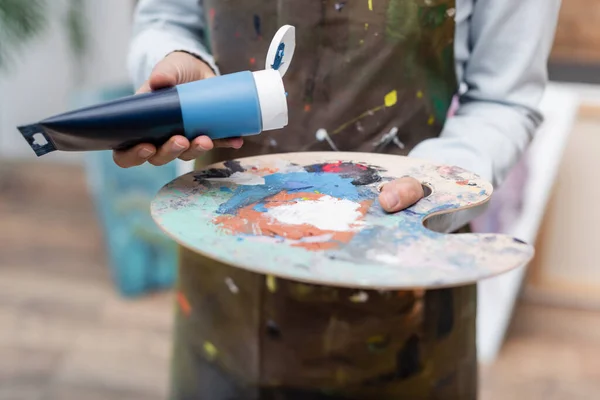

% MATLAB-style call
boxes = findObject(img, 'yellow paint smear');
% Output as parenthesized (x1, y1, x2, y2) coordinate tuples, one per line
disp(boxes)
(267, 275, 277, 293)
(332, 105, 384, 135)
(203, 341, 218, 360)
(368, 0, 373, 11)
(385, 90, 398, 107)
(331, 88, 398, 135)
(367, 335, 386, 344)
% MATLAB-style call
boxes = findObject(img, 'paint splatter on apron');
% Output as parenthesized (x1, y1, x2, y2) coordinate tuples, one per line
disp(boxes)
(171, 1, 471, 399)
(200, 0, 457, 158)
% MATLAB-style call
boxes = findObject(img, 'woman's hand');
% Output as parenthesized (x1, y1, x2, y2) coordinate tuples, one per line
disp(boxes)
(113, 51, 243, 168)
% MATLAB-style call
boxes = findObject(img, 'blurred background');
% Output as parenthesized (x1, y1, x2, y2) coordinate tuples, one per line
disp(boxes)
(0, 1, 599, 399)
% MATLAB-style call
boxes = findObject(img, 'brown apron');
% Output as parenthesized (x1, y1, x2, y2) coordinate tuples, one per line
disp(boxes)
(172, 1, 471, 399)
(202, 0, 457, 157)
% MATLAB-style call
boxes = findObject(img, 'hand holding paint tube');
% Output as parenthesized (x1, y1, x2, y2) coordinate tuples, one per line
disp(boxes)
(17, 25, 296, 167)
(113, 51, 245, 167)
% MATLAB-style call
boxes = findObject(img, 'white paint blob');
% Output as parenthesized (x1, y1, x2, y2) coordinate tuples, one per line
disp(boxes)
(207, 172, 265, 185)
(225, 277, 239, 294)
(349, 291, 369, 303)
(266, 195, 363, 231)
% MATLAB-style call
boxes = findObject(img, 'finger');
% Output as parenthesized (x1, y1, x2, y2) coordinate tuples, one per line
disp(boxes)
(148, 136, 190, 166)
(149, 52, 218, 91)
(149, 67, 179, 90)
(113, 144, 156, 168)
(379, 177, 424, 213)
(135, 79, 152, 94)
(214, 137, 244, 149)
(178, 136, 214, 161)
(147, 56, 182, 91)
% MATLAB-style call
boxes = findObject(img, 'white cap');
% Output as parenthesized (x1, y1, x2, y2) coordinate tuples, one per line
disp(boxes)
(265, 25, 296, 77)
(252, 69, 288, 131)
(252, 25, 296, 131)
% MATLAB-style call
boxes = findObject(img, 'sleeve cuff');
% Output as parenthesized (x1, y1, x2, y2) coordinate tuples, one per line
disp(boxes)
(128, 28, 220, 89)
(409, 137, 494, 184)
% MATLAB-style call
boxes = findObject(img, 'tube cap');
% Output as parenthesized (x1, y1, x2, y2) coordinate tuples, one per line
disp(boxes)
(252, 25, 296, 131)
(252, 69, 287, 131)
(265, 25, 296, 78)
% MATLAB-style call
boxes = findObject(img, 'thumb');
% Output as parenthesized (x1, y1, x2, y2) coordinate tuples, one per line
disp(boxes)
(148, 60, 180, 90)
(379, 177, 424, 213)
(148, 51, 216, 91)
(134, 64, 173, 94)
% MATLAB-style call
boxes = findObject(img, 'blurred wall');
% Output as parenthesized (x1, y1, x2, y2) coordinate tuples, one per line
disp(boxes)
(525, 0, 600, 308)
(0, 0, 134, 163)
(551, 0, 600, 64)
(549, 0, 600, 84)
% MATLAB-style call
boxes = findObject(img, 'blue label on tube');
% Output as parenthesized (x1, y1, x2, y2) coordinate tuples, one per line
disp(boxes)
(177, 71, 262, 140)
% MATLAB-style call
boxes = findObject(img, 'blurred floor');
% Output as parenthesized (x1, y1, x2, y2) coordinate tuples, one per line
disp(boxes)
(1, 161, 599, 400)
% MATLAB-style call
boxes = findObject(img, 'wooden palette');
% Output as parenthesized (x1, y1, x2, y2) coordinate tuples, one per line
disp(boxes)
(151, 152, 534, 289)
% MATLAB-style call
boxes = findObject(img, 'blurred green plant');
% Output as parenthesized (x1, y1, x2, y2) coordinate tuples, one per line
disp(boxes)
(0, 0, 87, 69)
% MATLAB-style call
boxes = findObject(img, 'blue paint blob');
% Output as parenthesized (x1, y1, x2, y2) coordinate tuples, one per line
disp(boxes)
(253, 14, 262, 37)
(217, 172, 365, 215)
(271, 43, 285, 70)
(429, 203, 459, 214)
(253, 203, 269, 212)
(220, 186, 233, 193)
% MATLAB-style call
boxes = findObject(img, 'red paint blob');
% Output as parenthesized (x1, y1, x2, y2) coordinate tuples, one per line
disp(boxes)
(176, 292, 192, 317)
(320, 161, 368, 173)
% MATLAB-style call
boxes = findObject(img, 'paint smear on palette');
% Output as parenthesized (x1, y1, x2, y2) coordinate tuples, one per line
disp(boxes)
(267, 195, 364, 231)
(211, 162, 383, 251)
(209, 172, 266, 186)
(215, 192, 373, 251)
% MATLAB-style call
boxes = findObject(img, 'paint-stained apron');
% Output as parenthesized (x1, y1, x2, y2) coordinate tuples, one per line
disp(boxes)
(172, 1, 474, 399)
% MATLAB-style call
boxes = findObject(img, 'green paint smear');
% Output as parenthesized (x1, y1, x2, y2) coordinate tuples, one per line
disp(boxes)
(418, 4, 448, 29)
(385, 0, 421, 79)
(385, 0, 420, 45)
(425, 44, 456, 123)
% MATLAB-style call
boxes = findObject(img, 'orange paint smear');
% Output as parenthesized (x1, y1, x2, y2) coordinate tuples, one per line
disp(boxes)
(304, 104, 312, 112)
(176, 291, 192, 317)
(214, 192, 373, 251)
(456, 180, 469, 186)
(250, 166, 279, 175)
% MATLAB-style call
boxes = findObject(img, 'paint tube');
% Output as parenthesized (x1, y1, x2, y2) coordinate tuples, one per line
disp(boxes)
(17, 25, 296, 157)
